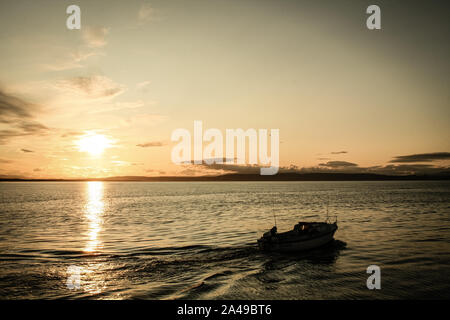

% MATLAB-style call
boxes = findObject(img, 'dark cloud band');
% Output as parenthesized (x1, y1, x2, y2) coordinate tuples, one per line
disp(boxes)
(390, 152, 450, 163)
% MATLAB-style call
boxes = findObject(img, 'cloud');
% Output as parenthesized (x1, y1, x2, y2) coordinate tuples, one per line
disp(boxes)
(366, 164, 449, 175)
(16, 121, 48, 133)
(136, 81, 151, 91)
(136, 141, 166, 147)
(0, 89, 49, 144)
(33, 168, 41, 172)
(330, 151, 348, 154)
(88, 100, 145, 114)
(61, 131, 84, 138)
(111, 160, 132, 167)
(83, 26, 109, 48)
(0, 158, 13, 164)
(43, 50, 99, 71)
(56, 76, 125, 100)
(390, 152, 450, 163)
(21, 148, 33, 153)
(138, 4, 155, 23)
(204, 163, 261, 174)
(71, 50, 98, 62)
(0, 90, 34, 118)
(186, 161, 272, 175)
(190, 162, 358, 175)
(183, 156, 449, 177)
(318, 161, 358, 168)
(0, 174, 24, 179)
(146, 169, 167, 175)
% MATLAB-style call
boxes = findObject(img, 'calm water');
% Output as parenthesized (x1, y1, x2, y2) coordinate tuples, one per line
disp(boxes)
(0, 181, 449, 299)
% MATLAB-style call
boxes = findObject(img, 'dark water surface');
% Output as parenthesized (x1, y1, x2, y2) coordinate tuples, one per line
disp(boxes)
(0, 181, 449, 299)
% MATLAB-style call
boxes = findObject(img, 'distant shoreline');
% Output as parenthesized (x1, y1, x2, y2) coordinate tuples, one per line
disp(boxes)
(1, 172, 449, 182)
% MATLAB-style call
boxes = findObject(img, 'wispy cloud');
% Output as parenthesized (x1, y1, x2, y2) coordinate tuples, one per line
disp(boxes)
(60, 131, 84, 138)
(43, 50, 100, 71)
(82, 26, 109, 48)
(136, 81, 151, 91)
(0, 90, 34, 118)
(56, 76, 125, 100)
(20, 148, 34, 153)
(390, 152, 450, 163)
(0, 158, 13, 164)
(136, 141, 166, 147)
(0, 89, 49, 144)
(146, 169, 167, 175)
(331, 151, 348, 154)
(183, 157, 449, 176)
(318, 161, 358, 168)
(138, 3, 155, 24)
(88, 100, 145, 114)
(366, 164, 436, 175)
(184, 162, 273, 175)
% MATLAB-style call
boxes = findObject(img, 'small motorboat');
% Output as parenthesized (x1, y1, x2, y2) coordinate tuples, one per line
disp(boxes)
(257, 219, 338, 253)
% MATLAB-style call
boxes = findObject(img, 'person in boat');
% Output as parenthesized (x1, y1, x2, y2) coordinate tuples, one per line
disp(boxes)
(270, 226, 277, 236)
(294, 222, 310, 234)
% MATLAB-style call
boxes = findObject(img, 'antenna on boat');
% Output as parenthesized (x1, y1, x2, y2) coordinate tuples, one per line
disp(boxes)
(326, 195, 329, 223)
(272, 192, 277, 228)
(273, 210, 277, 228)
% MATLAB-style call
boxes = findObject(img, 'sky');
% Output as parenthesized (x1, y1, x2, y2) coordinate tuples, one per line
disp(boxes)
(0, 0, 449, 178)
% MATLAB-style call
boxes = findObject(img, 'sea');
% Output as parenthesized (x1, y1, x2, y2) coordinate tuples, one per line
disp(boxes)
(0, 181, 449, 299)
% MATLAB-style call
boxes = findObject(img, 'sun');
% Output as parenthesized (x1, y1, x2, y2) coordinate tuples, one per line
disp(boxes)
(76, 133, 113, 156)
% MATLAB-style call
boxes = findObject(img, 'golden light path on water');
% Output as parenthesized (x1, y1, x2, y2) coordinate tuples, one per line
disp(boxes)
(76, 181, 111, 297)
(84, 181, 104, 253)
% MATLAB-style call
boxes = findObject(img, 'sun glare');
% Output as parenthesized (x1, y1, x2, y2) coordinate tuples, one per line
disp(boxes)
(76, 133, 112, 156)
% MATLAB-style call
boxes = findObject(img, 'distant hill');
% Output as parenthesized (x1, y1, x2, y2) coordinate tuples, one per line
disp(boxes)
(1, 172, 449, 182)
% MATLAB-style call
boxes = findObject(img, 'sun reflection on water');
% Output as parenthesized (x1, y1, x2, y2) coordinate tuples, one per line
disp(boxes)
(84, 181, 104, 253)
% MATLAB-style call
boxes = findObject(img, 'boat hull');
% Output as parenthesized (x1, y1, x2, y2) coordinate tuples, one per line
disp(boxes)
(258, 224, 337, 253)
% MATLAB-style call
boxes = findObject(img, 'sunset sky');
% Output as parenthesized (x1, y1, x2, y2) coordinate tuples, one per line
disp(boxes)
(0, 0, 449, 178)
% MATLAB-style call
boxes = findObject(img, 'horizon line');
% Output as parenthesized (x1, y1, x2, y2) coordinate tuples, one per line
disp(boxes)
(1, 172, 449, 182)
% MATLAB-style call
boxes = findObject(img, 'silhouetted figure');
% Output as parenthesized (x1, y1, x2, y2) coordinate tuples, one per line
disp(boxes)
(270, 226, 277, 236)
